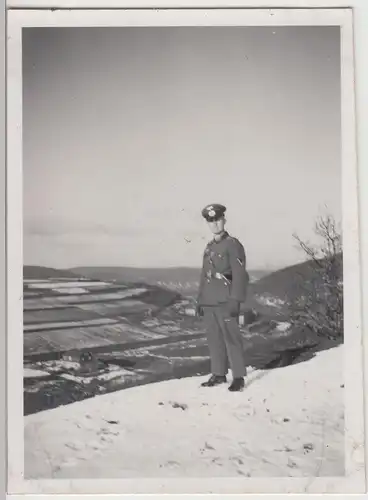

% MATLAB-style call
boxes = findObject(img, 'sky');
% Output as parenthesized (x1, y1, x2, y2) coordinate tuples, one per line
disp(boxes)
(22, 26, 342, 271)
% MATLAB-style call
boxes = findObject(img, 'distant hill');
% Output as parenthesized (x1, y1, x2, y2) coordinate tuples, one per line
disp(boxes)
(69, 266, 269, 294)
(25, 258, 340, 305)
(70, 266, 202, 284)
(23, 266, 80, 280)
(253, 254, 343, 301)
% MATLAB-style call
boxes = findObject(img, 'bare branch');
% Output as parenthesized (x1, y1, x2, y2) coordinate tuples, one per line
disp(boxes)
(289, 213, 343, 340)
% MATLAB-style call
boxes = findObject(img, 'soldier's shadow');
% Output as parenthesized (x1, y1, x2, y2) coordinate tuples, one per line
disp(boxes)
(261, 349, 316, 370)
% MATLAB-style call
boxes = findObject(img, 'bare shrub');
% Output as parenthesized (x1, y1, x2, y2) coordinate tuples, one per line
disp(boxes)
(289, 214, 343, 340)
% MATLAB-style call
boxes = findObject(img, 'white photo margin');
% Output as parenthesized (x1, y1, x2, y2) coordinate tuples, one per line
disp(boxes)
(6, 6, 365, 495)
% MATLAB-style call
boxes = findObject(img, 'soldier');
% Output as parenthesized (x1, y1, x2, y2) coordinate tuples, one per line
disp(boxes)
(196, 203, 249, 392)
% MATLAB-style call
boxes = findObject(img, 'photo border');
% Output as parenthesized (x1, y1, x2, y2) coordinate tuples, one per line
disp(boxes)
(1, 1, 6, 500)
(4, 0, 368, 10)
(6, 6, 366, 495)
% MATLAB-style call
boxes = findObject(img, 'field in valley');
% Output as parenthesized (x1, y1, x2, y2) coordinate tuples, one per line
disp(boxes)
(23, 262, 340, 416)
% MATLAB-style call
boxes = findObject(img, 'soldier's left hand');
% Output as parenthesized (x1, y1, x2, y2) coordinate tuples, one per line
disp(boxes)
(227, 299, 240, 317)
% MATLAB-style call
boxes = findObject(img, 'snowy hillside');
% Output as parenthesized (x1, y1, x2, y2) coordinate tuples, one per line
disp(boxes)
(25, 345, 344, 479)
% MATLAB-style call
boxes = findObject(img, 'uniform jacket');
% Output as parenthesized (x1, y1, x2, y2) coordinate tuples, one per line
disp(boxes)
(197, 232, 249, 306)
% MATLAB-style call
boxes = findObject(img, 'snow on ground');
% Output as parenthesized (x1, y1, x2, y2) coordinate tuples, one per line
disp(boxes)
(52, 287, 91, 294)
(27, 281, 112, 289)
(24, 368, 50, 379)
(25, 346, 344, 480)
(256, 294, 286, 308)
(276, 321, 291, 332)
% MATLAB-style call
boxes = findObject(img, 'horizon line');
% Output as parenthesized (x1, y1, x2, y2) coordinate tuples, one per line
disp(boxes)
(22, 263, 290, 272)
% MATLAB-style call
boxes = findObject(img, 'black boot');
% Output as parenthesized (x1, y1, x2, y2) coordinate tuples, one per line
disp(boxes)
(201, 375, 227, 387)
(228, 377, 245, 392)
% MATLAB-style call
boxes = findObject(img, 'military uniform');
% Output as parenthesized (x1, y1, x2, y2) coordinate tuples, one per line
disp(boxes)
(197, 204, 249, 387)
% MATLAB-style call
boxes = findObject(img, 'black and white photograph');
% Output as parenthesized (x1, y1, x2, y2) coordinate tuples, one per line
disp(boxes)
(6, 7, 365, 495)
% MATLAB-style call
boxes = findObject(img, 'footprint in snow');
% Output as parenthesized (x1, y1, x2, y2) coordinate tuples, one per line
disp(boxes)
(97, 427, 119, 437)
(64, 442, 83, 451)
(204, 441, 215, 450)
(170, 401, 188, 411)
(165, 460, 180, 467)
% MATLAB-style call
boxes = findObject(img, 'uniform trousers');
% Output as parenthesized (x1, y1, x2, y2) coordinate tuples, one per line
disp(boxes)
(202, 305, 246, 378)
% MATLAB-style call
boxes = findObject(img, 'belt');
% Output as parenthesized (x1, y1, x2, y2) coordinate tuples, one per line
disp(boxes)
(206, 271, 232, 282)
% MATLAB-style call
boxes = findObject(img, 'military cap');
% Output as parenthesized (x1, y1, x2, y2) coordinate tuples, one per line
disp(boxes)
(201, 203, 227, 222)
